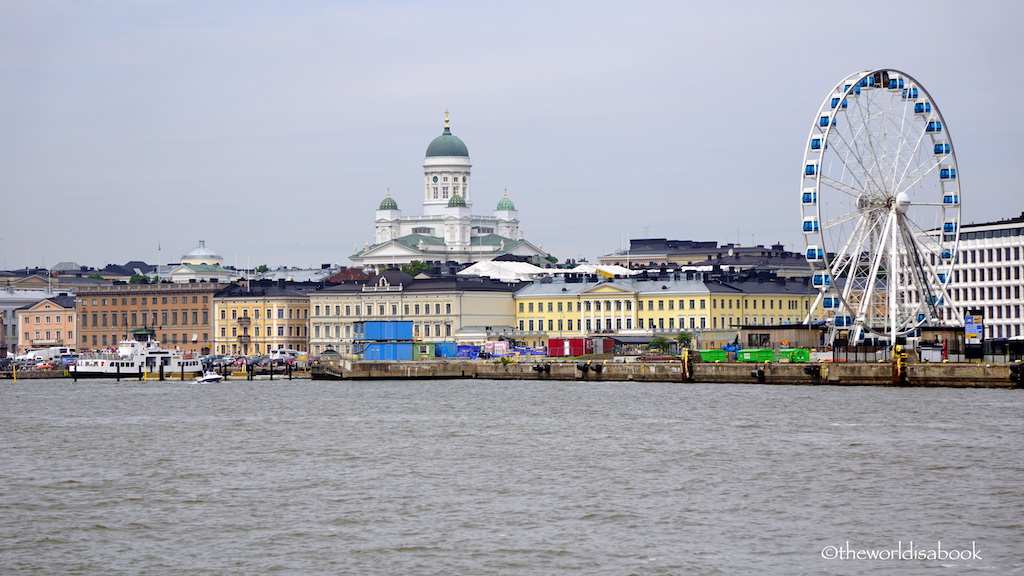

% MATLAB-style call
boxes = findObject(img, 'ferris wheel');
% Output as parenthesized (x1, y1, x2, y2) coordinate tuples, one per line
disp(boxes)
(800, 69, 961, 345)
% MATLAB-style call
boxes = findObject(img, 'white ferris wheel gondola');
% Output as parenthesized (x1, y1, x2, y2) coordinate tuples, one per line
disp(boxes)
(800, 69, 961, 345)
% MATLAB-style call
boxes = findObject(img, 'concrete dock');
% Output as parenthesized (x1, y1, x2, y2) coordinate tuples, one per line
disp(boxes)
(311, 358, 1022, 388)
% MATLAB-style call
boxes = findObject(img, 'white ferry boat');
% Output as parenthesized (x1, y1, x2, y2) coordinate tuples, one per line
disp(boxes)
(73, 331, 203, 378)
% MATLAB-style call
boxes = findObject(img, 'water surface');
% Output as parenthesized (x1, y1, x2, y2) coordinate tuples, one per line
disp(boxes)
(2, 379, 1021, 575)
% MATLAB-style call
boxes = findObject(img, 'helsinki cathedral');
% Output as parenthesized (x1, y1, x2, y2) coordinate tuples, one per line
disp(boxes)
(349, 112, 552, 272)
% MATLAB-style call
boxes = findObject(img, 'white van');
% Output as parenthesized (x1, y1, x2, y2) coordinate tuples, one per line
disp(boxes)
(268, 349, 300, 361)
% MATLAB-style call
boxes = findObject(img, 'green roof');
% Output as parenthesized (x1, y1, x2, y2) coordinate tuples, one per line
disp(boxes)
(447, 193, 467, 208)
(425, 126, 469, 157)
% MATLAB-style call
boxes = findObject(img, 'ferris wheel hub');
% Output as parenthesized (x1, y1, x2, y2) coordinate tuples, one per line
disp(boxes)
(895, 191, 911, 214)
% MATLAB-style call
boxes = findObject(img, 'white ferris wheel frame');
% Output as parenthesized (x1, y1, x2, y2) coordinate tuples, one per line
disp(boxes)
(800, 69, 962, 345)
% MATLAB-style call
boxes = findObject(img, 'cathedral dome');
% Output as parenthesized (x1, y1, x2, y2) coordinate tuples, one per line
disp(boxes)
(447, 193, 467, 208)
(425, 113, 469, 157)
(378, 191, 399, 210)
(426, 126, 469, 157)
(496, 192, 515, 211)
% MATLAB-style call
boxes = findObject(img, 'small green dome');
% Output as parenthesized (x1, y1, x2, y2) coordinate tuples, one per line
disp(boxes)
(426, 126, 469, 157)
(496, 192, 515, 211)
(447, 193, 467, 208)
(378, 192, 398, 210)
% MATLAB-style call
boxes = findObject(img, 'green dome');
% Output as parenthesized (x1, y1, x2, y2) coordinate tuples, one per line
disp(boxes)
(496, 193, 515, 211)
(447, 193, 467, 208)
(378, 193, 398, 210)
(426, 126, 469, 157)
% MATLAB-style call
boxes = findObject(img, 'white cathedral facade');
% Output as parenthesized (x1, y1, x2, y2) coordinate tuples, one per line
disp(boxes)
(349, 114, 552, 272)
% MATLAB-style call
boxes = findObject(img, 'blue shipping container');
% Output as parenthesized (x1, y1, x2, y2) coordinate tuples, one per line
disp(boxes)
(435, 342, 459, 357)
(356, 321, 414, 341)
(362, 342, 414, 361)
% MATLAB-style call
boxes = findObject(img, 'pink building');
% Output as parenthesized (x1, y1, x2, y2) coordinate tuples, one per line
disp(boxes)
(16, 294, 77, 355)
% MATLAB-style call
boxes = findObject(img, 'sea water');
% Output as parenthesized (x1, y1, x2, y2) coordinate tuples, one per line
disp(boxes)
(1, 378, 1021, 575)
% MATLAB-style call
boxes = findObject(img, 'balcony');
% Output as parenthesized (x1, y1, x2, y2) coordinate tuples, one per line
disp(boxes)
(237, 335, 251, 344)
(237, 316, 251, 325)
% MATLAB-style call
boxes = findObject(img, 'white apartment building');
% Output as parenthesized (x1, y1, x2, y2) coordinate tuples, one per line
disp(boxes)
(945, 211, 1024, 340)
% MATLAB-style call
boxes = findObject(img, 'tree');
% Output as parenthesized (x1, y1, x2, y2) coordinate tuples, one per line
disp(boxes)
(675, 331, 694, 350)
(128, 273, 150, 284)
(647, 336, 671, 354)
(402, 260, 429, 276)
(255, 264, 269, 275)
(87, 273, 104, 280)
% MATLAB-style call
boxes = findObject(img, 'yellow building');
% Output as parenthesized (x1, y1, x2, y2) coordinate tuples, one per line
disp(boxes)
(213, 281, 312, 356)
(514, 274, 820, 349)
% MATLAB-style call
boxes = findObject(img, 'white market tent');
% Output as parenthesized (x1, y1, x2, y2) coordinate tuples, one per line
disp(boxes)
(459, 261, 640, 282)
(565, 264, 639, 277)
(457, 261, 549, 282)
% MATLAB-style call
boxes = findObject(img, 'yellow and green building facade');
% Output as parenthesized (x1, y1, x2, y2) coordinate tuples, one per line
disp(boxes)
(512, 274, 822, 349)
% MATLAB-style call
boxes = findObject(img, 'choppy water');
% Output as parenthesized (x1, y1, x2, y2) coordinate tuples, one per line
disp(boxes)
(1, 378, 1021, 575)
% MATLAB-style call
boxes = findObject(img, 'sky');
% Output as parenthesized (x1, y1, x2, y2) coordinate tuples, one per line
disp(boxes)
(1, 0, 1021, 271)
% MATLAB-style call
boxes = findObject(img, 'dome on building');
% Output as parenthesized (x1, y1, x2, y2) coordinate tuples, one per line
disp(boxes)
(425, 112, 469, 157)
(496, 191, 515, 211)
(447, 193, 467, 208)
(378, 191, 399, 210)
(181, 240, 223, 265)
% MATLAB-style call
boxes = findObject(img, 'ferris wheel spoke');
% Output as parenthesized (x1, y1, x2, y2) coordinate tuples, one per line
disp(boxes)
(894, 156, 942, 196)
(843, 100, 894, 195)
(818, 174, 867, 199)
(827, 123, 887, 195)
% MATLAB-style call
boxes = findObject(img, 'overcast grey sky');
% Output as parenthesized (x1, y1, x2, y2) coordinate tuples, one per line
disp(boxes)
(2, 1, 1021, 270)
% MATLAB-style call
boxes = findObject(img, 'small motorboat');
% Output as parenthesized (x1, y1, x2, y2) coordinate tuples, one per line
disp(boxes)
(195, 371, 224, 384)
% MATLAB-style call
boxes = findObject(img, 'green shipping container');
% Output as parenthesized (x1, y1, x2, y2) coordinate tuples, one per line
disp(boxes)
(737, 348, 775, 362)
(413, 342, 435, 359)
(777, 348, 811, 363)
(698, 349, 727, 363)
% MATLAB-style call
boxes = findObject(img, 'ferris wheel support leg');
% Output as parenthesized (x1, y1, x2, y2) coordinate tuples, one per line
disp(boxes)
(804, 292, 825, 325)
(889, 213, 899, 348)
